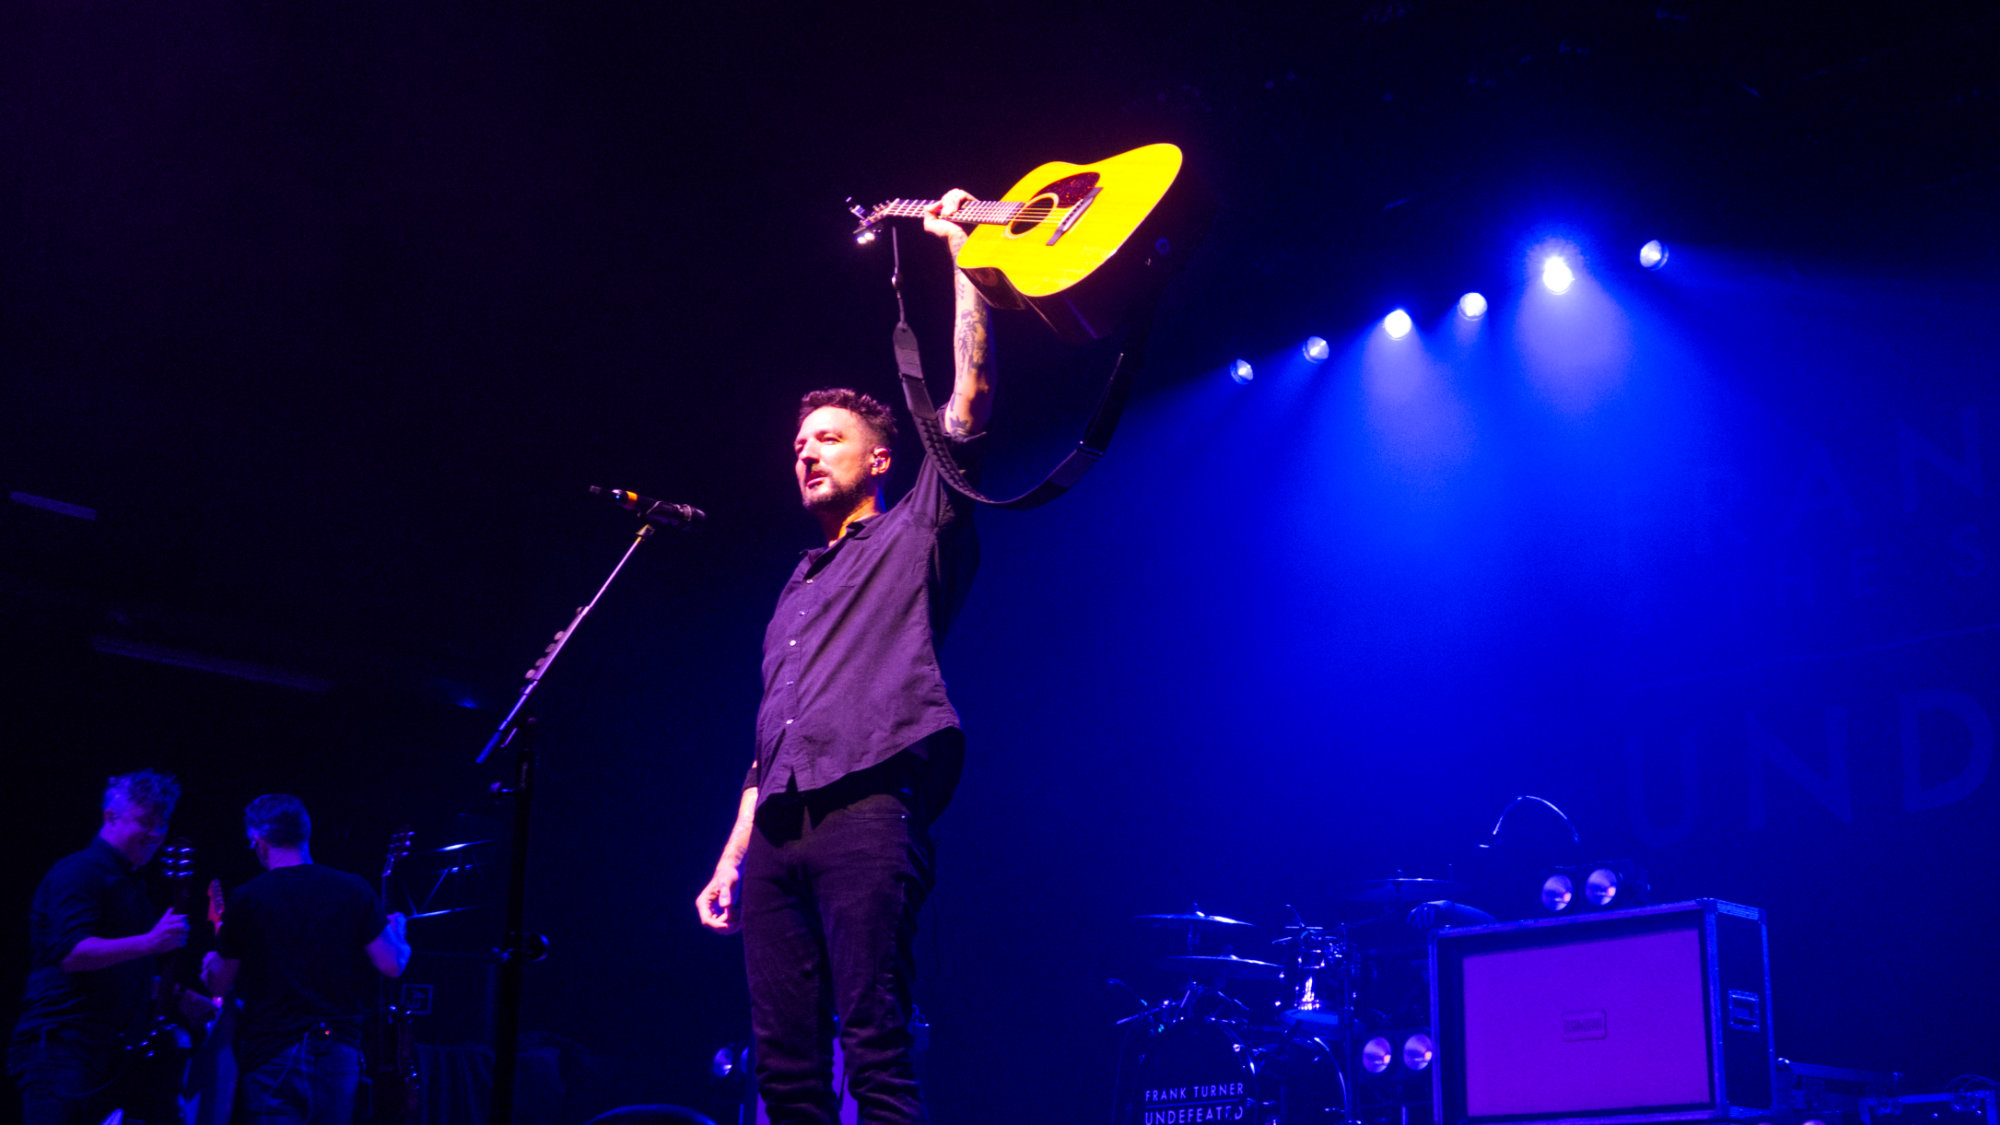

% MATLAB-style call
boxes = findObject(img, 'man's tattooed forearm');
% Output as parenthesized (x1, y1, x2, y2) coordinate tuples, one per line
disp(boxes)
(946, 271, 992, 438)
(952, 307, 989, 384)
(943, 397, 971, 438)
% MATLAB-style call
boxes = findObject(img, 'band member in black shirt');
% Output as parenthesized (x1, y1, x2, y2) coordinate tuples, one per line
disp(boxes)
(202, 795, 410, 1125)
(695, 190, 994, 1124)
(9, 770, 189, 1125)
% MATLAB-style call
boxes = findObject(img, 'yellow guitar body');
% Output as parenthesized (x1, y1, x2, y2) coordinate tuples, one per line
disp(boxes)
(951, 143, 1196, 341)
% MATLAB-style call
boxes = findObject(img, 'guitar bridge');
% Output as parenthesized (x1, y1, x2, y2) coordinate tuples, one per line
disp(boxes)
(1046, 186, 1103, 246)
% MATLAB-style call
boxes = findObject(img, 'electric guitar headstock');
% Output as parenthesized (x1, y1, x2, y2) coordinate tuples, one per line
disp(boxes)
(382, 826, 415, 908)
(159, 839, 196, 908)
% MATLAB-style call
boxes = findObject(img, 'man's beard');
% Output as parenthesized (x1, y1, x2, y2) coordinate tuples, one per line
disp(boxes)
(801, 474, 867, 514)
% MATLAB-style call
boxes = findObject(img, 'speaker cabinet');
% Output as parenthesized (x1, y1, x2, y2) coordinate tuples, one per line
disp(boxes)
(1432, 899, 1774, 1125)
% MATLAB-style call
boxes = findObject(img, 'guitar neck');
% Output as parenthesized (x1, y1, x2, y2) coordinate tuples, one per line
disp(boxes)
(153, 841, 197, 1019)
(866, 199, 1027, 227)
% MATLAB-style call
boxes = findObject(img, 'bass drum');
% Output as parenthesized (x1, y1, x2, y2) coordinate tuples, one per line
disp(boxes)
(1125, 1019, 1261, 1124)
(1123, 1020, 1344, 1125)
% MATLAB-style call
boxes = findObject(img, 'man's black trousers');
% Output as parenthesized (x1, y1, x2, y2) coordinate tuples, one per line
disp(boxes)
(741, 778, 934, 1125)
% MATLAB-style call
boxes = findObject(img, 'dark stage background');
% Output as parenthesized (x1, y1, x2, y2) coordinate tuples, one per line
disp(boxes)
(4, 2, 1997, 1122)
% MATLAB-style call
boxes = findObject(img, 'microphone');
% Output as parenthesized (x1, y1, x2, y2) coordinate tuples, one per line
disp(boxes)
(589, 486, 706, 526)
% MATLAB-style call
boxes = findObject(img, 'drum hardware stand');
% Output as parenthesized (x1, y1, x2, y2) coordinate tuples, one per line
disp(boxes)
(1276, 911, 1364, 1123)
(474, 502, 698, 1125)
(1113, 998, 1176, 1032)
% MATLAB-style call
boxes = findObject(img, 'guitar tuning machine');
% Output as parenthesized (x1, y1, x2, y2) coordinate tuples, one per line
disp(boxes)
(845, 197, 880, 245)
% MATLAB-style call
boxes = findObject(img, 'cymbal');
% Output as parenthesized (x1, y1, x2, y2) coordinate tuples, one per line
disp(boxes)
(407, 905, 483, 920)
(1134, 910, 1255, 930)
(1154, 954, 1287, 981)
(1334, 877, 1465, 904)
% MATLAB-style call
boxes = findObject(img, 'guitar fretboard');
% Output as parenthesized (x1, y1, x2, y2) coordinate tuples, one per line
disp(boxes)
(867, 199, 1036, 226)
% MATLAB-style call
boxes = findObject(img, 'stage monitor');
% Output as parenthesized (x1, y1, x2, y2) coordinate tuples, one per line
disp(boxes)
(1432, 899, 1774, 1125)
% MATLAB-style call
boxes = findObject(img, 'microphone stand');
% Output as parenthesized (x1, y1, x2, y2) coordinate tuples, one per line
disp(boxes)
(474, 502, 698, 1125)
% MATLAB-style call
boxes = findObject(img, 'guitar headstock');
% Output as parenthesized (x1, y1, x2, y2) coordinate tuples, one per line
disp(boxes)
(207, 878, 225, 931)
(158, 839, 196, 914)
(159, 839, 195, 884)
(383, 826, 415, 883)
(846, 196, 973, 245)
(847, 197, 891, 245)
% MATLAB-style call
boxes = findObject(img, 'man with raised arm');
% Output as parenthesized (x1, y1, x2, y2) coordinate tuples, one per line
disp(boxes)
(9, 770, 188, 1125)
(696, 190, 994, 1124)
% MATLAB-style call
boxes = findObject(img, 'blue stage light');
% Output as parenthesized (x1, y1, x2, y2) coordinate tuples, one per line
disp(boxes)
(1457, 292, 1488, 320)
(1302, 336, 1331, 363)
(1638, 239, 1668, 270)
(1541, 255, 1575, 295)
(1230, 358, 1254, 385)
(1383, 309, 1413, 339)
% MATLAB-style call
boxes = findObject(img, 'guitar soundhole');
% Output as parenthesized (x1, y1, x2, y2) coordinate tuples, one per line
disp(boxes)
(1007, 193, 1060, 238)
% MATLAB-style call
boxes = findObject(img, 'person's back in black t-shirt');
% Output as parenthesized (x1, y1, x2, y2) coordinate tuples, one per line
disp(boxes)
(216, 865, 385, 1071)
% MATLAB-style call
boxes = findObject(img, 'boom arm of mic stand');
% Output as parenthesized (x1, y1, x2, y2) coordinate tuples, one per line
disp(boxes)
(477, 523, 655, 764)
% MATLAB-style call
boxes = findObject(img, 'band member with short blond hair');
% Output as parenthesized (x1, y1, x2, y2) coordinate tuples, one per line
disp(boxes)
(9, 770, 188, 1125)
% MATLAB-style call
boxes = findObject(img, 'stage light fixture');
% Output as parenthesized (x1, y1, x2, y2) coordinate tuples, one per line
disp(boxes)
(1584, 862, 1649, 908)
(1362, 1037, 1395, 1075)
(1303, 336, 1331, 363)
(1384, 309, 1413, 339)
(1541, 255, 1575, 295)
(711, 1047, 740, 1079)
(1230, 359, 1254, 385)
(1639, 239, 1669, 270)
(1403, 1032, 1435, 1072)
(1457, 292, 1487, 320)
(1540, 871, 1575, 912)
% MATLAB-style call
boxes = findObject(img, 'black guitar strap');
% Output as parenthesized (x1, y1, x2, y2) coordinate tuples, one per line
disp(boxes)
(888, 225, 1154, 510)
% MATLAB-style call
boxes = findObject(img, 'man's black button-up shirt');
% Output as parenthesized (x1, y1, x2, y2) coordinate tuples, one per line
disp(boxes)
(11, 836, 159, 1047)
(750, 425, 986, 808)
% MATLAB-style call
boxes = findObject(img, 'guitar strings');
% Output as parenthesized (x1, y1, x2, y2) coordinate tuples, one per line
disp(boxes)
(871, 202, 1079, 223)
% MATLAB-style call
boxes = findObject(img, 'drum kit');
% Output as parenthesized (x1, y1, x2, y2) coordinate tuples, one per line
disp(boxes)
(1117, 878, 1475, 1125)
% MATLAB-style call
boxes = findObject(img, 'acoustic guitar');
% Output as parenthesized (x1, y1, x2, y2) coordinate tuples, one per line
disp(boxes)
(850, 143, 1203, 343)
